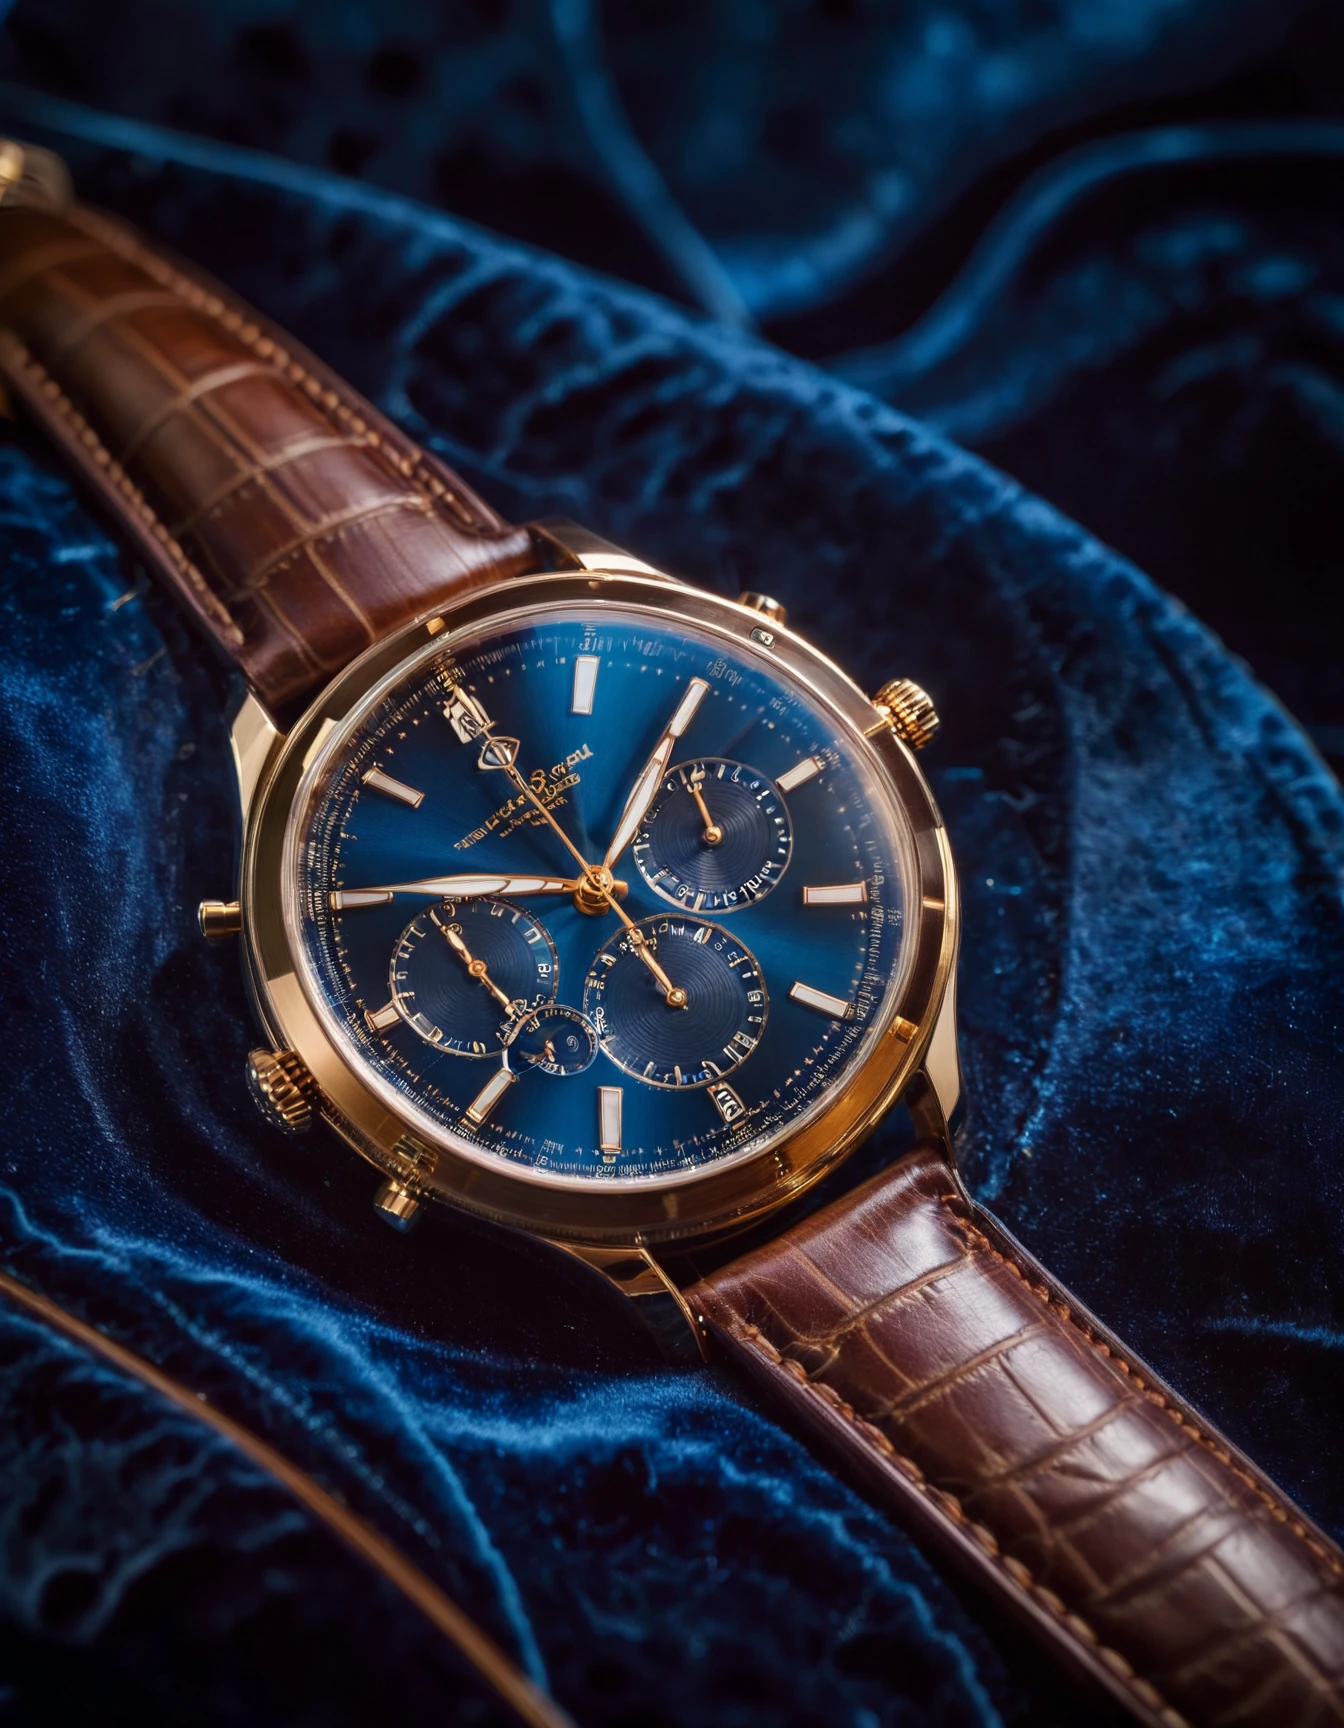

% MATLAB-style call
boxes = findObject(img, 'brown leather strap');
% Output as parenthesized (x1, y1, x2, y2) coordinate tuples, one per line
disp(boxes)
(0, 200, 537, 713)
(690, 1145, 1344, 1728)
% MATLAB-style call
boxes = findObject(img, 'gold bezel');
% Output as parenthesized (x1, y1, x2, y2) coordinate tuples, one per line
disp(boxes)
(240, 571, 958, 1249)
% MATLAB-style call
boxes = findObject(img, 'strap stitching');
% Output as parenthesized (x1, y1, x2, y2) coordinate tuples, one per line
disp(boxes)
(0, 332, 243, 646)
(937, 1197, 1344, 1586)
(67, 205, 493, 535)
(722, 1315, 1189, 1728)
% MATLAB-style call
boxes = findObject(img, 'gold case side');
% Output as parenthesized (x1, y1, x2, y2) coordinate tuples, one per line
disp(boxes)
(239, 568, 959, 1251)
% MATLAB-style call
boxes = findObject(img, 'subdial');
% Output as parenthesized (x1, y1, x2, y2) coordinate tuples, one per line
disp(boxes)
(508, 1004, 599, 1076)
(583, 915, 768, 1088)
(389, 897, 557, 1056)
(632, 758, 792, 913)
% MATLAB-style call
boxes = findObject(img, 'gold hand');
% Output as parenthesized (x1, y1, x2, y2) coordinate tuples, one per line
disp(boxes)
(352, 872, 625, 900)
(441, 921, 516, 1015)
(603, 679, 711, 869)
(688, 773, 723, 846)
(623, 923, 688, 1009)
(476, 717, 690, 1009)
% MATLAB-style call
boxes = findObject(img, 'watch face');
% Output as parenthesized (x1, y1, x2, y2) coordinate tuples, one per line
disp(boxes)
(284, 600, 917, 1187)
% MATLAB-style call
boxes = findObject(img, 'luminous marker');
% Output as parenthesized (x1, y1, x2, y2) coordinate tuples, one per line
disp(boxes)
(789, 981, 853, 1020)
(709, 1083, 746, 1124)
(777, 755, 823, 794)
(361, 766, 424, 808)
(365, 1000, 401, 1032)
(803, 882, 869, 907)
(329, 888, 394, 910)
(598, 1086, 623, 1156)
(571, 654, 601, 715)
(463, 1066, 515, 1126)
(669, 677, 710, 738)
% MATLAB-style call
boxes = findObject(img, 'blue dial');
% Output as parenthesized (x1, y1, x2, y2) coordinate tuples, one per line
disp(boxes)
(633, 758, 792, 913)
(291, 606, 911, 1184)
(508, 1004, 599, 1077)
(388, 898, 556, 1056)
(583, 914, 766, 1087)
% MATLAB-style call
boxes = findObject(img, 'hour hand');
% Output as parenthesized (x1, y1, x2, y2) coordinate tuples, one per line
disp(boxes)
(329, 872, 622, 906)
(603, 678, 710, 868)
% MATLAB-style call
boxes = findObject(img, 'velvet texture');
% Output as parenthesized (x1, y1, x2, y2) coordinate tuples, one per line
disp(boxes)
(0, 8, 1341, 1727)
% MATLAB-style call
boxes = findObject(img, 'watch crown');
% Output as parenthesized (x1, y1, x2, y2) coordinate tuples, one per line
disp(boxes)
(198, 899, 242, 942)
(245, 1048, 316, 1136)
(373, 1178, 421, 1232)
(737, 591, 787, 625)
(872, 678, 940, 751)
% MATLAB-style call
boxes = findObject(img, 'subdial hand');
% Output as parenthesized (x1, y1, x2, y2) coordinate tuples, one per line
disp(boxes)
(687, 769, 723, 845)
(441, 921, 517, 1016)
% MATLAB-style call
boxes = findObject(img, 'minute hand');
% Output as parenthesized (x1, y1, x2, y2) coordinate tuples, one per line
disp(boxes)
(470, 715, 691, 1009)
(603, 678, 709, 868)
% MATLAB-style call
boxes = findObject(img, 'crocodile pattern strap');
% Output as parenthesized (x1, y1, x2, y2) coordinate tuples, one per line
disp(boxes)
(689, 1145, 1344, 1728)
(0, 202, 537, 713)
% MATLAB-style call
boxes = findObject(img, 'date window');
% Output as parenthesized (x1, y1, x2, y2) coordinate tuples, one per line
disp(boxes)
(709, 1083, 745, 1123)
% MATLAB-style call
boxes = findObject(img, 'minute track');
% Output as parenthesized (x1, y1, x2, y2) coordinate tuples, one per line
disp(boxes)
(295, 608, 909, 1180)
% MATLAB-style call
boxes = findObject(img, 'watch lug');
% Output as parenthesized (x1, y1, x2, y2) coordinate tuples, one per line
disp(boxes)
(547, 1239, 709, 1365)
(906, 964, 963, 1155)
(228, 689, 286, 825)
(530, 517, 675, 580)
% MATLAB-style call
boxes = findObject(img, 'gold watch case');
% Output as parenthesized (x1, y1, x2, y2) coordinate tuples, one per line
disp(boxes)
(234, 559, 960, 1253)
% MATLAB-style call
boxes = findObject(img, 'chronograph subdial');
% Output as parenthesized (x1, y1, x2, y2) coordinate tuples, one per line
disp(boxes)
(583, 915, 768, 1088)
(632, 759, 792, 913)
(388, 898, 557, 1056)
(507, 1004, 599, 1076)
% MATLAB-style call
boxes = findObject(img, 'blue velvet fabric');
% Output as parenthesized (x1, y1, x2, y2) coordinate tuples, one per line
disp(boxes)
(0, 8, 1341, 1726)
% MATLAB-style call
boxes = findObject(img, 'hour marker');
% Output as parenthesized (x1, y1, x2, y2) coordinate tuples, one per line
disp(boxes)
(598, 1086, 623, 1159)
(329, 888, 394, 910)
(571, 654, 601, 715)
(709, 1083, 746, 1124)
(669, 678, 710, 738)
(789, 981, 853, 1020)
(361, 766, 424, 808)
(777, 755, 823, 793)
(443, 683, 493, 744)
(365, 1000, 401, 1032)
(803, 882, 869, 907)
(463, 1066, 515, 1126)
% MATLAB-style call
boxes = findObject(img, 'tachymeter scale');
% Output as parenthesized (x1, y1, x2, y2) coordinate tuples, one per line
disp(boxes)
(388, 898, 556, 1055)
(633, 758, 791, 913)
(292, 607, 913, 1182)
(583, 915, 767, 1088)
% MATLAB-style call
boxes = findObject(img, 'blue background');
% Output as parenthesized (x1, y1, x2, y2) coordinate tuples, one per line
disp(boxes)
(0, 4, 1341, 1725)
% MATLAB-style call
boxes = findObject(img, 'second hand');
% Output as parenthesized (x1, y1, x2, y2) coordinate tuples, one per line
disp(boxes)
(478, 726, 689, 1010)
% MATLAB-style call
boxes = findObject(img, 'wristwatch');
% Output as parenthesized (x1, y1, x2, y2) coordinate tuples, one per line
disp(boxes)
(2, 142, 1341, 1728)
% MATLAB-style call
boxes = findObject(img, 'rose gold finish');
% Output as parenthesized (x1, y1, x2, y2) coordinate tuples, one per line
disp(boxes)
(372, 1177, 422, 1231)
(245, 1047, 316, 1135)
(872, 677, 940, 751)
(198, 899, 242, 942)
(737, 591, 787, 625)
(240, 571, 956, 1248)
(603, 679, 710, 869)
(441, 919, 516, 1015)
(687, 770, 723, 845)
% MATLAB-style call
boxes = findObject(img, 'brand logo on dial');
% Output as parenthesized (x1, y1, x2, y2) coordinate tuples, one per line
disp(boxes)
(454, 745, 593, 850)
